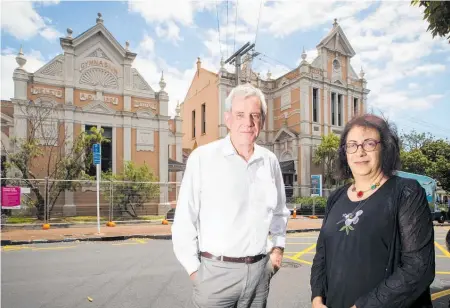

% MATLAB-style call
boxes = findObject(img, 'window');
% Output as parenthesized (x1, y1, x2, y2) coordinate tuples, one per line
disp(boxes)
(201, 103, 206, 134)
(312, 88, 319, 123)
(331, 93, 336, 126)
(192, 110, 196, 138)
(354, 98, 359, 115)
(85, 125, 112, 176)
(338, 94, 343, 126)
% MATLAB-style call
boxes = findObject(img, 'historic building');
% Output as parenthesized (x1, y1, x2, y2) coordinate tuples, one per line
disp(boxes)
(181, 19, 370, 196)
(1, 13, 184, 215)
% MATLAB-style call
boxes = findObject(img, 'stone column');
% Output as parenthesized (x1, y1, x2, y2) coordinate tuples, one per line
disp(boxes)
(63, 106, 76, 216)
(323, 85, 329, 135)
(218, 84, 228, 138)
(300, 80, 310, 134)
(267, 95, 274, 142)
(112, 126, 117, 174)
(300, 140, 311, 197)
(123, 116, 132, 163)
(157, 73, 170, 214)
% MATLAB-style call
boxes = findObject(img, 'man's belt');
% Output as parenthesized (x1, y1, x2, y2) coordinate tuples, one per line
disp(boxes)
(200, 251, 266, 264)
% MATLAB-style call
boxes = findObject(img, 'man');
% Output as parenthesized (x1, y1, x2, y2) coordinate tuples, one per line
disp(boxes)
(172, 83, 290, 308)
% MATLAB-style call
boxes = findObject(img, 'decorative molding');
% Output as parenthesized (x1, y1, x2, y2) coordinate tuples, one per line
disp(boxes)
(134, 101, 157, 110)
(35, 55, 64, 78)
(87, 48, 112, 62)
(132, 69, 152, 92)
(80, 92, 118, 105)
(79, 68, 119, 89)
(40, 59, 63, 77)
(136, 129, 154, 151)
(136, 109, 155, 118)
(274, 109, 300, 120)
(79, 59, 119, 76)
(31, 86, 63, 98)
(82, 100, 116, 115)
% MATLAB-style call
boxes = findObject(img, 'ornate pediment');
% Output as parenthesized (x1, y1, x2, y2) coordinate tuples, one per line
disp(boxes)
(35, 55, 64, 78)
(132, 68, 154, 93)
(136, 109, 155, 118)
(87, 48, 112, 61)
(82, 100, 116, 115)
(317, 25, 356, 58)
(273, 127, 297, 142)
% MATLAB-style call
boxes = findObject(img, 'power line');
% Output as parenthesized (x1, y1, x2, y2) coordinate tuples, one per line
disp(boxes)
(215, 0, 223, 58)
(252, 0, 263, 73)
(233, 0, 238, 53)
(226, 0, 229, 59)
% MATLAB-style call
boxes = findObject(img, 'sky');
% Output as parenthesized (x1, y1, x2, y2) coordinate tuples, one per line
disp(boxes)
(1, 0, 449, 139)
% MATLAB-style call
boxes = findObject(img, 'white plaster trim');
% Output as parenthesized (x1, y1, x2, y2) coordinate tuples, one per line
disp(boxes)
(136, 129, 154, 152)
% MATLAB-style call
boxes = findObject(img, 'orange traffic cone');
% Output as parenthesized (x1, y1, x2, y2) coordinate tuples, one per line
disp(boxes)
(293, 206, 297, 219)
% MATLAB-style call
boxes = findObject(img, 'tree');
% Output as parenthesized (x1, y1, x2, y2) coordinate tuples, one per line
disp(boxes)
(400, 129, 434, 151)
(2, 100, 107, 220)
(400, 131, 450, 192)
(101, 161, 160, 218)
(411, 1, 450, 43)
(313, 133, 340, 188)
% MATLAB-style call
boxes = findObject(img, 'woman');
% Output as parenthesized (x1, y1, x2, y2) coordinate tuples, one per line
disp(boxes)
(310, 114, 435, 308)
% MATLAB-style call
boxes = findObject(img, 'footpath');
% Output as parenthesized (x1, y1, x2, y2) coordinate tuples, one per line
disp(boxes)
(0, 217, 323, 245)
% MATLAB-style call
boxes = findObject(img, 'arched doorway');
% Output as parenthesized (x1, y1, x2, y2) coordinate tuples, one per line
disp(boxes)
(280, 151, 295, 198)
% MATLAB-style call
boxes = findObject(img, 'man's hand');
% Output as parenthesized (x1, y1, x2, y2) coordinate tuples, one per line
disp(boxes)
(190, 271, 197, 281)
(270, 247, 283, 270)
(312, 296, 327, 308)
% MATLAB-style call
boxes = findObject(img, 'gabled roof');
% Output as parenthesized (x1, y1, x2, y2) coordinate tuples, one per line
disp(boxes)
(60, 18, 136, 62)
(317, 24, 356, 58)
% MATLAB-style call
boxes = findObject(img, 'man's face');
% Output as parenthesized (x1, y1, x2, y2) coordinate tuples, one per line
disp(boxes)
(224, 95, 263, 146)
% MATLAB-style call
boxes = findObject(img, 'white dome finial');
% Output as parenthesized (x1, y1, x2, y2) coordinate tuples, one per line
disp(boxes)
(16, 45, 26, 68)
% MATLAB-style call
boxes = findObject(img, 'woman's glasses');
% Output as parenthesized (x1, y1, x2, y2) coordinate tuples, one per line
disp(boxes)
(345, 139, 380, 154)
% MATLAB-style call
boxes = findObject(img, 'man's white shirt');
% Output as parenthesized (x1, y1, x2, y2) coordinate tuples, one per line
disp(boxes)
(172, 134, 290, 275)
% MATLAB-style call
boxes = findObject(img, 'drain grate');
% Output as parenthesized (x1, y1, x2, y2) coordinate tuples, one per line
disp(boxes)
(281, 261, 302, 268)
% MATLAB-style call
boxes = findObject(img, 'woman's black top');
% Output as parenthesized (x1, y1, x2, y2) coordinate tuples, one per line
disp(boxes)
(310, 176, 435, 308)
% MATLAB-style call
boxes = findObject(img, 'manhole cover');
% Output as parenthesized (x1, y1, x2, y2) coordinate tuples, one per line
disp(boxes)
(281, 261, 302, 268)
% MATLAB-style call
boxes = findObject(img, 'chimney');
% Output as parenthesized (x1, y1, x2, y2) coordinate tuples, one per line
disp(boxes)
(196, 57, 201, 76)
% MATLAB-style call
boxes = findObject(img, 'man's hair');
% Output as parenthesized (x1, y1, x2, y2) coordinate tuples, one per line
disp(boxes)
(224, 83, 267, 124)
(336, 113, 401, 180)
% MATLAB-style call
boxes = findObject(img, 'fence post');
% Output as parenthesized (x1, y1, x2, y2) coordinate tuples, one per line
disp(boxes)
(109, 180, 113, 222)
(312, 197, 316, 216)
(45, 176, 49, 223)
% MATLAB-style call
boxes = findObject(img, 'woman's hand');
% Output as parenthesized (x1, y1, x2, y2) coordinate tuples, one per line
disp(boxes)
(312, 296, 327, 308)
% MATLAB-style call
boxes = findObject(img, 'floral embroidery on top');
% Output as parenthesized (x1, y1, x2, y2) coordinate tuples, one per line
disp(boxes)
(338, 210, 363, 235)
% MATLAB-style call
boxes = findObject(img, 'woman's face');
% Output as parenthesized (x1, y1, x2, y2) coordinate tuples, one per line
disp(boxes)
(345, 125, 382, 178)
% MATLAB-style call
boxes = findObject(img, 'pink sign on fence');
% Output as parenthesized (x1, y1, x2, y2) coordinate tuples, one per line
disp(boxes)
(1, 187, 21, 209)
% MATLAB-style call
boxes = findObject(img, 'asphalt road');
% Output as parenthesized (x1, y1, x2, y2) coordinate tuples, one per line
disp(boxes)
(1, 227, 449, 308)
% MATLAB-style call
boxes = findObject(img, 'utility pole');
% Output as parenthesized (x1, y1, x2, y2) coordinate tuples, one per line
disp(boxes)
(224, 42, 258, 85)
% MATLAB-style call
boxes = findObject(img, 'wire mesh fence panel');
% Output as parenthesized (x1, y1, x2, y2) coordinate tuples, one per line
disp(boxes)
(0, 178, 180, 222)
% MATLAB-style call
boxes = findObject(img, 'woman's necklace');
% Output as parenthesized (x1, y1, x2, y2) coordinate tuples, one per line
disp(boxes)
(351, 173, 383, 198)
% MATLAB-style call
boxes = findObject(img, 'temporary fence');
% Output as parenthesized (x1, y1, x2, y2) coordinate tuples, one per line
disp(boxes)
(0, 178, 181, 221)
(0, 178, 336, 221)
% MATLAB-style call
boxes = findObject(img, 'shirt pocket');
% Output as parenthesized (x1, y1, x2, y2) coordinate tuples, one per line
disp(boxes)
(254, 171, 278, 213)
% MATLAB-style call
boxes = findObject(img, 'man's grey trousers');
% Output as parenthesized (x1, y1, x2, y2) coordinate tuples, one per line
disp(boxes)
(188, 255, 277, 308)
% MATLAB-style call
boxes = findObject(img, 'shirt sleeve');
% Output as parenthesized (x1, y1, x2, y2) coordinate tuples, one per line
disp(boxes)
(354, 181, 436, 308)
(269, 158, 290, 249)
(171, 150, 201, 276)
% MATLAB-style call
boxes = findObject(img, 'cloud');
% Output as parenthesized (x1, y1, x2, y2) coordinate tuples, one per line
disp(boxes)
(1, 1, 62, 41)
(333, 1, 450, 115)
(155, 21, 183, 44)
(1, 48, 46, 101)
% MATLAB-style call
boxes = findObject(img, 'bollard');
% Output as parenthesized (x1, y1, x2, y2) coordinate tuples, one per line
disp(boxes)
(293, 205, 297, 219)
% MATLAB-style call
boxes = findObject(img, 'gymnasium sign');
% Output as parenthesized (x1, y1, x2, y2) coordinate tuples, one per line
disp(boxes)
(79, 59, 118, 76)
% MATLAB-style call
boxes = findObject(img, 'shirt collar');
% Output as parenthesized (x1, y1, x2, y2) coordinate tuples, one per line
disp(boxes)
(222, 133, 264, 162)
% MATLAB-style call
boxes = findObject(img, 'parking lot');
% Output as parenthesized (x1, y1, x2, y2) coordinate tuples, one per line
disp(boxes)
(1, 226, 449, 308)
